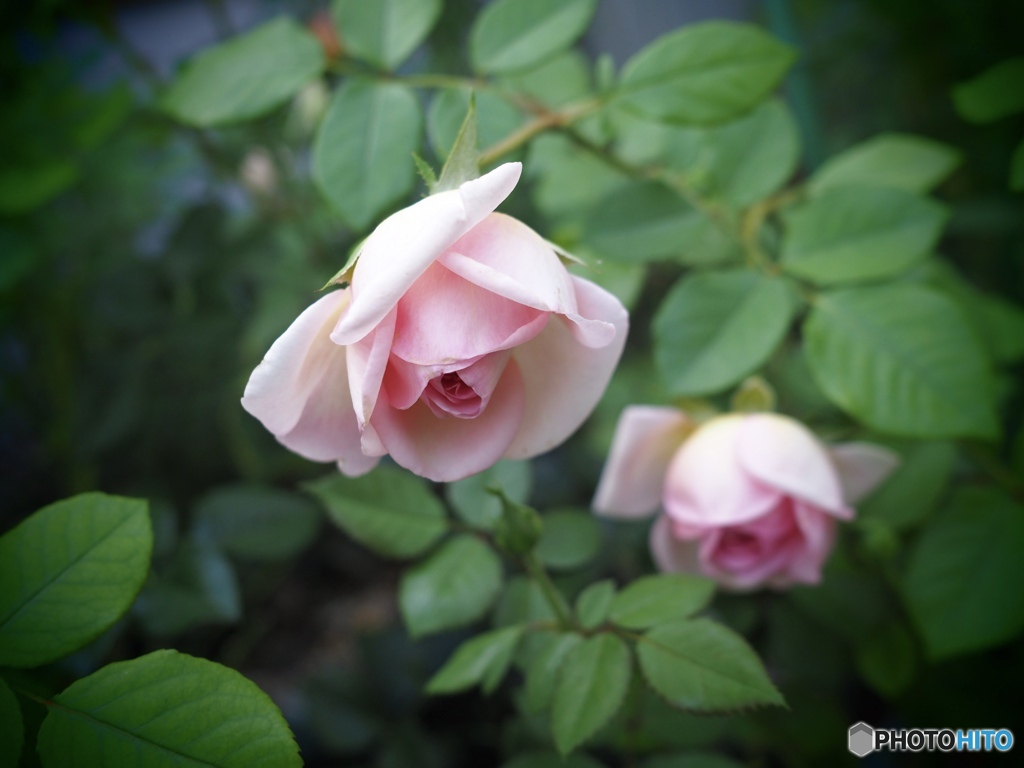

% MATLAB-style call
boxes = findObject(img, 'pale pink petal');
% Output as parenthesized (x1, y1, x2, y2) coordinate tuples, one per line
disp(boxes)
(649, 515, 703, 574)
(592, 406, 691, 519)
(502, 276, 628, 460)
(331, 163, 522, 345)
(370, 358, 527, 482)
(662, 415, 781, 528)
(828, 442, 901, 505)
(275, 346, 363, 465)
(390, 260, 546, 365)
(345, 308, 396, 427)
(441, 215, 615, 348)
(784, 503, 836, 584)
(382, 356, 439, 410)
(736, 413, 853, 519)
(241, 290, 349, 436)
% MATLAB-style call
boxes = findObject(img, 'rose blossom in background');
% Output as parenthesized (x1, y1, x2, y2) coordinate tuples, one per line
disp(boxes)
(242, 162, 628, 482)
(593, 407, 899, 590)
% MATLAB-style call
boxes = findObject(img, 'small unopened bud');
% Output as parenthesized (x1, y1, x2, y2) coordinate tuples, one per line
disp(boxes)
(488, 487, 542, 556)
(240, 148, 276, 195)
(731, 376, 776, 413)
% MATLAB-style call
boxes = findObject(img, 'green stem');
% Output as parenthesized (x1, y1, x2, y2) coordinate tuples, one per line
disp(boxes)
(523, 552, 573, 630)
(478, 98, 602, 167)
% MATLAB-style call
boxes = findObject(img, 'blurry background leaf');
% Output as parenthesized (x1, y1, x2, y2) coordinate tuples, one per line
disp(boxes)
(582, 181, 698, 264)
(400, 535, 503, 637)
(654, 269, 797, 396)
(503, 751, 607, 768)
(0, 493, 151, 668)
(809, 133, 961, 194)
(446, 460, 532, 530)
(470, 0, 598, 75)
(0, 676, 23, 766)
(161, 17, 325, 127)
(501, 50, 592, 109)
(858, 441, 956, 530)
(781, 186, 947, 284)
(535, 509, 602, 570)
(36, 650, 301, 767)
(617, 21, 796, 125)
(902, 487, 1024, 660)
(804, 284, 999, 439)
(332, 0, 443, 70)
(696, 99, 799, 208)
(133, 535, 241, 637)
(951, 56, 1024, 123)
(855, 621, 917, 698)
(313, 78, 422, 230)
(192, 483, 321, 560)
(307, 466, 448, 558)
(428, 88, 524, 161)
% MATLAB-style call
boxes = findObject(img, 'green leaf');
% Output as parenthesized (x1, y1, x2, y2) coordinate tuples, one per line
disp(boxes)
(781, 186, 947, 285)
(469, 0, 598, 75)
(527, 134, 628, 225)
(699, 99, 799, 208)
(855, 621, 917, 698)
(617, 21, 796, 126)
(445, 460, 532, 530)
(331, 0, 442, 70)
(609, 575, 715, 630)
(902, 487, 1024, 660)
(810, 133, 961, 194)
(0, 493, 152, 668)
(192, 484, 321, 560)
(428, 89, 523, 168)
(575, 580, 616, 630)
(0, 160, 78, 216)
(915, 259, 1024, 364)
(524, 632, 583, 713)
(0, 676, 23, 766)
(535, 510, 602, 571)
(582, 181, 695, 264)
(161, 17, 324, 127)
(312, 78, 422, 230)
(426, 625, 525, 695)
(803, 284, 998, 439)
(501, 50, 592, 108)
(399, 535, 503, 637)
(306, 466, 448, 558)
(859, 441, 956, 529)
(951, 56, 1024, 123)
(1011, 137, 1024, 191)
(36, 649, 300, 767)
(637, 618, 784, 712)
(551, 634, 632, 755)
(653, 269, 797, 396)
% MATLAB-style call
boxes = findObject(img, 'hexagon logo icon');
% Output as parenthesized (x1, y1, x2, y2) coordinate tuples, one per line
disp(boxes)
(849, 722, 875, 757)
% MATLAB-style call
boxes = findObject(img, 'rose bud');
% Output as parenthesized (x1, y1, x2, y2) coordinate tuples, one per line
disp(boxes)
(243, 162, 628, 482)
(593, 407, 899, 590)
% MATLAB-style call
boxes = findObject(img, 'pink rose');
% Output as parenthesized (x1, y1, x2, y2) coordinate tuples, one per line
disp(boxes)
(593, 408, 898, 590)
(242, 163, 628, 482)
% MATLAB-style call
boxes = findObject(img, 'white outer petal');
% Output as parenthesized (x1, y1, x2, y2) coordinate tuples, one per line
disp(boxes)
(592, 406, 690, 519)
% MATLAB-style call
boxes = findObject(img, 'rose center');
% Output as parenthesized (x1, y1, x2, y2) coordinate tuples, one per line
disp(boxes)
(422, 372, 484, 419)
